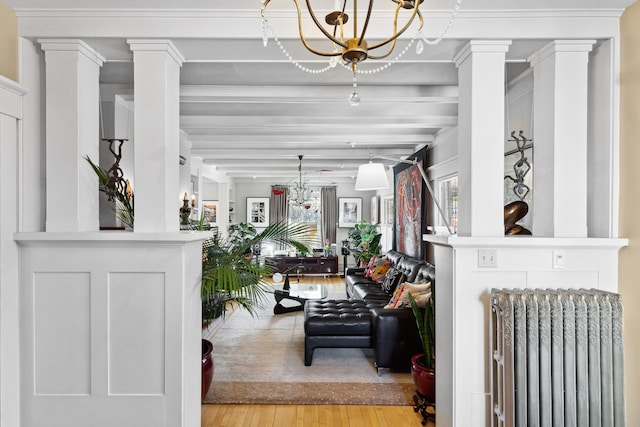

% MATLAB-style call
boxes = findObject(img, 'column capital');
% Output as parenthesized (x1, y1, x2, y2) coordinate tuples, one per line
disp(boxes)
(37, 39, 105, 66)
(528, 40, 596, 66)
(127, 39, 185, 67)
(453, 40, 512, 68)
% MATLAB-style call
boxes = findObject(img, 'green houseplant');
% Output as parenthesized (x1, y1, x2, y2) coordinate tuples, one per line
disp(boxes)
(347, 220, 382, 266)
(408, 289, 436, 402)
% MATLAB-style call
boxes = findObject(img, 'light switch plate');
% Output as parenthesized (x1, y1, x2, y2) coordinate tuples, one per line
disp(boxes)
(478, 249, 497, 268)
(552, 250, 565, 269)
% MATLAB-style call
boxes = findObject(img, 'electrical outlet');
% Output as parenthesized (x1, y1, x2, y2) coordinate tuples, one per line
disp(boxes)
(478, 249, 497, 268)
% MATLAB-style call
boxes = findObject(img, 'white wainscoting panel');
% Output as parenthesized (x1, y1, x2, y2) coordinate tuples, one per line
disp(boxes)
(34, 272, 91, 396)
(109, 272, 165, 395)
(16, 232, 207, 427)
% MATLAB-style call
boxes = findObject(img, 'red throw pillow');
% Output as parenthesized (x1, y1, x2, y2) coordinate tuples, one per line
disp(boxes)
(364, 255, 378, 278)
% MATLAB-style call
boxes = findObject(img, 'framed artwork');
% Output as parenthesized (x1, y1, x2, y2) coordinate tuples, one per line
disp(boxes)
(371, 195, 379, 224)
(246, 197, 269, 226)
(381, 195, 394, 225)
(393, 148, 427, 259)
(202, 200, 219, 225)
(338, 197, 362, 228)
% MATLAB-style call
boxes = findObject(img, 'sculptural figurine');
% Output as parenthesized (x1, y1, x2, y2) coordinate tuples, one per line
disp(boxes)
(504, 201, 532, 235)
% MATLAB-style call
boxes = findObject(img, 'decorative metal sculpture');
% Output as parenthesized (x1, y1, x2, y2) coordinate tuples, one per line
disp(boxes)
(102, 138, 128, 202)
(504, 130, 532, 201)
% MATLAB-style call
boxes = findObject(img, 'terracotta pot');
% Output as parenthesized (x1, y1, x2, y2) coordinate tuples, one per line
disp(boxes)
(411, 353, 435, 403)
(201, 339, 214, 402)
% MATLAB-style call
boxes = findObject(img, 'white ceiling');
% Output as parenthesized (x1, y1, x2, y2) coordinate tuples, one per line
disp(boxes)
(6, 0, 634, 184)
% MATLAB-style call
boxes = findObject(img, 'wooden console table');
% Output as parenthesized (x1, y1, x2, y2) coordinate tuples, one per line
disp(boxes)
(265, 255, 339, 275)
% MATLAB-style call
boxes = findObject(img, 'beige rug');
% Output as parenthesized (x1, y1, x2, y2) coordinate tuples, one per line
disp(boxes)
(203, 279, 415, 406)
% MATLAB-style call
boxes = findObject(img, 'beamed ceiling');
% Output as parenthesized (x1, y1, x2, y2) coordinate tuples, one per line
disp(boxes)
(5, 0, 633, 185)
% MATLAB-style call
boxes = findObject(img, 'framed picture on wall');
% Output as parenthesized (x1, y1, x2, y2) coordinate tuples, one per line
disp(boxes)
(246, 197, 269, 226)
(393, 147, 428, 259)
(338, 197, 362, 228)
(202, 200, 219, 226)
(371, 195, 379, 224)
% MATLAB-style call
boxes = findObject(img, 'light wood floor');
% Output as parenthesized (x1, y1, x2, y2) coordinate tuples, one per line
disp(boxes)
(202, 276, 435, 426)
(202, 404, 434, 426)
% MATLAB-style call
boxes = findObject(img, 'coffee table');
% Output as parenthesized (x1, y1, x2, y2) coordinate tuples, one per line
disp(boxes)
(269, 279, 328, 315)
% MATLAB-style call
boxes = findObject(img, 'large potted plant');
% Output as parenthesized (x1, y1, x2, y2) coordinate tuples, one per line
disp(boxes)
(347, 220, 382, 266)
(408, 288, 435, 403)
(200, 221, 310, 400)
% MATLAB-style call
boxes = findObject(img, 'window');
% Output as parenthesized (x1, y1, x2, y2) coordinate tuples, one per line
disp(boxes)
(437, 176, 458, 234)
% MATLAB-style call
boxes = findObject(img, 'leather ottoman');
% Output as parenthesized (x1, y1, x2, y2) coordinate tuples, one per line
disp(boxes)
(303, 299, 373, 366)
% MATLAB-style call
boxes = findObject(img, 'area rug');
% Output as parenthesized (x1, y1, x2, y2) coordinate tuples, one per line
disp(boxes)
(203, 279, 415, 406)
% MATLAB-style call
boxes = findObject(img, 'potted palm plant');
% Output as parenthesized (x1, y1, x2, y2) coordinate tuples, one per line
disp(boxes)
(408, 288, 435, 403)
(200, 220, 311, 400)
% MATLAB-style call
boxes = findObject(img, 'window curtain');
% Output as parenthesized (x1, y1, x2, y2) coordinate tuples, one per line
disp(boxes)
(270, 185, 289, 225)
(321, 186, 337, 246)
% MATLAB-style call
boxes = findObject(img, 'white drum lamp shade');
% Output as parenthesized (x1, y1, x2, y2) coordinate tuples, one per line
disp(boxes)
(355, 162, 390, 191)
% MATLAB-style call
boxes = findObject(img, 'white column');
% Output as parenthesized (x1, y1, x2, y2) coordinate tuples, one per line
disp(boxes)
(529, 40, 595, 237)
(39, 39, 104, 232)
(128, 40, 184, 232)
(453, 41, 512, 237)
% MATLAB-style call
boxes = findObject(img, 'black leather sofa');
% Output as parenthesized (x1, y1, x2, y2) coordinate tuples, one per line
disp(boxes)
(304, 250, 435, 372)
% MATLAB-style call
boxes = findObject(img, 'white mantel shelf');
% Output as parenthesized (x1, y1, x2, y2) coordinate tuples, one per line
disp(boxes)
(424, 234, 629, 250)
(14, 230, 212, 244)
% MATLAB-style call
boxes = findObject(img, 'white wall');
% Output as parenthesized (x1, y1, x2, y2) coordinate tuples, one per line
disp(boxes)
(0, 74, 27, 427)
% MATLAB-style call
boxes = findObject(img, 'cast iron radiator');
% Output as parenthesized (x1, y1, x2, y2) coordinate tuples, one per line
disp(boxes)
(490, 288, 625, 427)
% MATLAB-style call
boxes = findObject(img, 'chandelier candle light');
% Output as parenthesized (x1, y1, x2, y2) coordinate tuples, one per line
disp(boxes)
(261, 0, 463, 103)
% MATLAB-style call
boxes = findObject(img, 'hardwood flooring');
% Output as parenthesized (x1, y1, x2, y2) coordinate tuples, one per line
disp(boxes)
(201, 404, 434, 426)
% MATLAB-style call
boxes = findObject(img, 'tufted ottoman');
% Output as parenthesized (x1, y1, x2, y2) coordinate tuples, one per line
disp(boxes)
(303, 299, 373, 366)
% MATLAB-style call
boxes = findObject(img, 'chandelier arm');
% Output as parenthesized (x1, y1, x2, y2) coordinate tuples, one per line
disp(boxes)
(303, 0, 348, 49)
(332, 0, 347, 39)
(366, 39, 397, 60)
(366, 4, 401, 60)
(352, 0, 358, 39)
(367, 3, 423, 51)
(357, 0, 374, 48)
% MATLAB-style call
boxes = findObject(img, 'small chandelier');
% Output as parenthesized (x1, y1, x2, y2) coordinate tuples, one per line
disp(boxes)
(289, 155, 313, 209)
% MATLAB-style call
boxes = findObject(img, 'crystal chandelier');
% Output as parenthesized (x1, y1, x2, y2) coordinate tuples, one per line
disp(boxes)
(289, 155, 313, 208)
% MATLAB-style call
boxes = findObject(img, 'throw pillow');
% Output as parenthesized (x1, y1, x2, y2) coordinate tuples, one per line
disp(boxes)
(364, 255, 379, 278)
(381, 267, 405, 294)
(369, 258, 393, 283)
(393, 281, 432, 309)
(384, 283, 406, 309)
